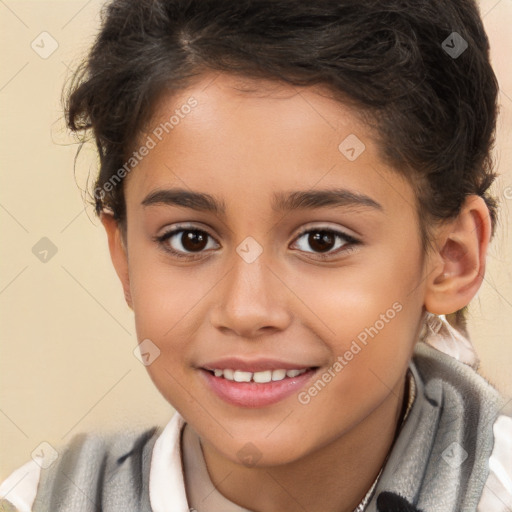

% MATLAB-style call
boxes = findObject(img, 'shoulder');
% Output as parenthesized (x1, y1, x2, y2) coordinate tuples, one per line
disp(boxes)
(0, 425, 162, 512)
(411, 342, 512, 510)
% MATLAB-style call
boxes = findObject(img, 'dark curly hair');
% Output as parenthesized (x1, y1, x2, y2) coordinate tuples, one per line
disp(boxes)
(64, 0, 500, 333)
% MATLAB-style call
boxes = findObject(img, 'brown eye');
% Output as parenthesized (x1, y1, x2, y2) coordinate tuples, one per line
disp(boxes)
(291, 228, 360, 258)
(156, 226, 219, 259)
(180, 230, 208, 252)
(307, 231, 336, 253)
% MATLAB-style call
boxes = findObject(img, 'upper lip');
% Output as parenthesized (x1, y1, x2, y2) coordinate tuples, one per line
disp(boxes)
(201, 357, 317, 373)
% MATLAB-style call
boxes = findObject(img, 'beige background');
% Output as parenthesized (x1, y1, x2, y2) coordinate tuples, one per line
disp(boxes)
(1, 0, 511, 480)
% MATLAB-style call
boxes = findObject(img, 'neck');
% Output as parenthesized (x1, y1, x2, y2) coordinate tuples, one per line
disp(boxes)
(199, 374, 408, 512)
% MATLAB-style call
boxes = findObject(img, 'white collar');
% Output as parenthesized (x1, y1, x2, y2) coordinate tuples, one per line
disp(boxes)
(149, 411, 190, 512)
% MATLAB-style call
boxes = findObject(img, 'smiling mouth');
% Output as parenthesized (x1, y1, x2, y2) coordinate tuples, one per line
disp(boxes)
(200, 366, 319, 408)
(203, 367, 318, 383)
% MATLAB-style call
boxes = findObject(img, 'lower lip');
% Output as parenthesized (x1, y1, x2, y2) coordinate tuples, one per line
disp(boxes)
(199, 368, 318, 408)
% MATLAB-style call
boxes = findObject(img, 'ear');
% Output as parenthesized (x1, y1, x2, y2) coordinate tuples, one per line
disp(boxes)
(100, 210, 133, 310)
(423, 195, 492, 315)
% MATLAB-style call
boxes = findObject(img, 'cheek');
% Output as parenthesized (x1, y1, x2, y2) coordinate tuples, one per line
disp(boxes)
(289, 251, 417, 340)
(129, 251, 211, 338)
(291, 255, 420, 391)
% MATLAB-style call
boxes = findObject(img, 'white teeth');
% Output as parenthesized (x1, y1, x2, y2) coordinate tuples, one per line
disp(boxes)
(271, 369, 287, 381)
(233, 370, 252, 382)
(253, 370, 272, 383)
(209, 368, 309, 382)
(286, 369, 306, 378)
(223, 369, 234, 380)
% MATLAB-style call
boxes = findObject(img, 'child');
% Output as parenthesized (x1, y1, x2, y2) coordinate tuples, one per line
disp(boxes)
(1, 0, 511, 511)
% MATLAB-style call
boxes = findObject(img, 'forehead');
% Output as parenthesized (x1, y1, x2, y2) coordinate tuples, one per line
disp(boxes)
(126, 73, 417, 219)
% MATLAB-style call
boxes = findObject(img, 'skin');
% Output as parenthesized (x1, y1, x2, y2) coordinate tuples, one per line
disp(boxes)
(101, 72, 491, 512)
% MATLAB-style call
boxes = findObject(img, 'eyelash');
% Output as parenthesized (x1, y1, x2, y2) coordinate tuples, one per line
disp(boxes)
(153, 224, 361, 261)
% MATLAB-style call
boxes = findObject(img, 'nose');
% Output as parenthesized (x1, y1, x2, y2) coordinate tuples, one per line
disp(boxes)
(209, 249, 293, 339)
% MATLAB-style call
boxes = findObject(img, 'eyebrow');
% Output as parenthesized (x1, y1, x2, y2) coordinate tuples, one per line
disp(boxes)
(141, 187, 383, 215)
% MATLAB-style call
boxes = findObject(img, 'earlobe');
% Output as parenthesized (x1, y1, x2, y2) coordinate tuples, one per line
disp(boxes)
(100, 211, 133, 310)
(423, 195, 491, 315)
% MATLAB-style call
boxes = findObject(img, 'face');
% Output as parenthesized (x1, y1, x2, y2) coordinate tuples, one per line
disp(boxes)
(114, 73, 430, 466)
